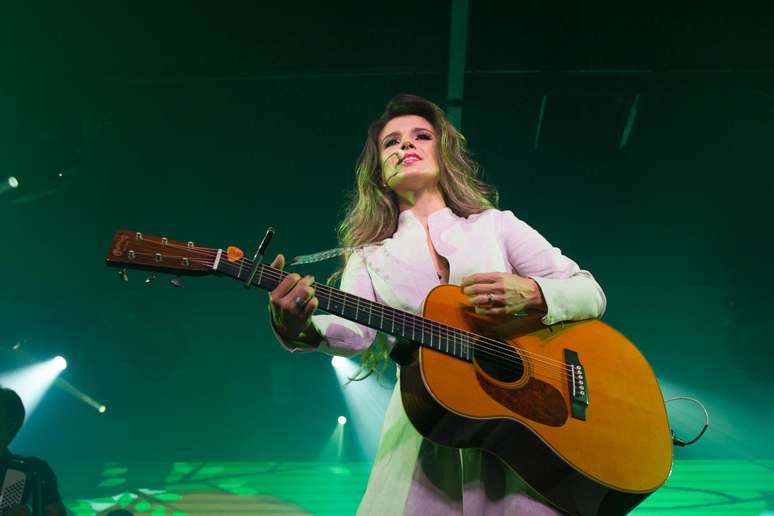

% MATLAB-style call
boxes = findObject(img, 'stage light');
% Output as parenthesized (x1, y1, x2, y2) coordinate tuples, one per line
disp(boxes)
(329, 337, 394, 460)
(1, 176, 19, 196)
(0, 356, 69, 415)
(331, 356, 348, 369)
(330, 355, 359, 377)
(55, 377, 107, 414)
(5, 349, 108, 415)
(53, 356, 67, 371)
(319, 416, 346, 462)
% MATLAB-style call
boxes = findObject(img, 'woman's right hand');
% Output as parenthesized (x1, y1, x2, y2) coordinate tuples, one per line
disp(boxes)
(268, 254, 319, 340)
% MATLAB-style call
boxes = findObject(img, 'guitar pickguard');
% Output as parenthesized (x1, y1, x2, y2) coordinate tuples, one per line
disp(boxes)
(475, 370, 568, 427)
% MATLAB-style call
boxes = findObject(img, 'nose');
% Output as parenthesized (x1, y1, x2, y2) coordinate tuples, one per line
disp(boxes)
(400, 140, 416, 151)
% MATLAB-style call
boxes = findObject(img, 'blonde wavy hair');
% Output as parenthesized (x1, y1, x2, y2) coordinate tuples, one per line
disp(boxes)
(335, 94, 499, 380)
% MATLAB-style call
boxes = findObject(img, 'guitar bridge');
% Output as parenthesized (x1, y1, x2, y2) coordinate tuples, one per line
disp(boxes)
(564, 349, 588, 420)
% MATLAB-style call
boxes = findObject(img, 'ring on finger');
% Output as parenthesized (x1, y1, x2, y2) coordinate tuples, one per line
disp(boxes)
(487, 293, 493, 305)
(294, 296, 308, 309)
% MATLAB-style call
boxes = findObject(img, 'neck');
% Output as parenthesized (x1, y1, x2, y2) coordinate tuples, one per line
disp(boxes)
(397, 186, 446, 225)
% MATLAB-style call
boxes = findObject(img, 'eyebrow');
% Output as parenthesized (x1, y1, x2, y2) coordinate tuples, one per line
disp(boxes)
(380, 127, 434, 145)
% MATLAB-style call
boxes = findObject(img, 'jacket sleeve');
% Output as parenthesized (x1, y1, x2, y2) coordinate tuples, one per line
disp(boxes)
(273, 250, 378, 357)
(498, 210, 607, 325)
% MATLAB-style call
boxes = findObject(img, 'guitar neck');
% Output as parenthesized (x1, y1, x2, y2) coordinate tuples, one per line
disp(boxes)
(104, 229, 473, 362)
(214, 251, 473, 362)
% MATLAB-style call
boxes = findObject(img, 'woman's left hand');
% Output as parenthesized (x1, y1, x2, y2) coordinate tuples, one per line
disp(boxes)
(461, 272, 547, 315)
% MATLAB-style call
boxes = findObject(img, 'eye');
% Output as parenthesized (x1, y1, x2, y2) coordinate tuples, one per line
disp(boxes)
(384, 138, 399, 148)
(416, 133, 433, 141)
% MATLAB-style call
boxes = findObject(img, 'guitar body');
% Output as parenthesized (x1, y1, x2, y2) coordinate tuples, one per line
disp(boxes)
(103, 230, 673, 515)
(399, 285, 673, 516)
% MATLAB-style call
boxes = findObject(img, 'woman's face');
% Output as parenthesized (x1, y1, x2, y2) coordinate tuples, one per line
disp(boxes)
(378, 115, 440, 192)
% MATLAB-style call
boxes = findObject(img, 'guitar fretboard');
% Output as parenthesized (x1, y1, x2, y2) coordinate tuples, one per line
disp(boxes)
(215, 254, 473, 362)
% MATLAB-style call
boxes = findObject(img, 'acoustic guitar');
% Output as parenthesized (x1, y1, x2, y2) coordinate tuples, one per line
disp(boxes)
(105, 229, 673, 516)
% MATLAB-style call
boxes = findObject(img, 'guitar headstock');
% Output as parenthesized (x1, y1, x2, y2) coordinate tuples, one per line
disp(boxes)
(105, 230, 216, 275)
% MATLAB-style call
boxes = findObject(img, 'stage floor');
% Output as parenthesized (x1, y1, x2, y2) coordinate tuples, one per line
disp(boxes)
(57, 459, 773, 515)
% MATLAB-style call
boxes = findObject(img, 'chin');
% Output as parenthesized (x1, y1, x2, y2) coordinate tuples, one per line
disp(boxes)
(391, 171, 439, 191)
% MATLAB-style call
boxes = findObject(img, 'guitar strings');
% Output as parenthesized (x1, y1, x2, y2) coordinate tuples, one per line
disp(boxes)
(146, 255, 572, 383)
(122, 241, 577, 377)
(125, 248, 573, 381)
(123, 241, 576, 376)
(117, 243, 584, 392)
(254, 263, 574, 380)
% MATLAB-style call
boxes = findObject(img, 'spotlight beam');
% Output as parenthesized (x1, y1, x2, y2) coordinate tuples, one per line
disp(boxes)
(534, 95, 547, 151)
(0, 358, 66, 414)
(54, 378, 107, 414)
(330, 355, 393, 459)
(6, 348, 107, 413)
(619, 93, 640, 150)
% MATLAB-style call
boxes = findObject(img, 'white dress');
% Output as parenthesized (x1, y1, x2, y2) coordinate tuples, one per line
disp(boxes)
(280, 207, 607, 515)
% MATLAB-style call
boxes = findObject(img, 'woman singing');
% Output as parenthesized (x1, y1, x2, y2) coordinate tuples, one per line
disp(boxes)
(267, 94, 606, 515)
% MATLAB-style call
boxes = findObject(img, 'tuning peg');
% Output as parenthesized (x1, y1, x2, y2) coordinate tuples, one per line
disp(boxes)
(145, 273, 156, 284)
(118, 268, 129, 282)
(170, 276, 184, 288)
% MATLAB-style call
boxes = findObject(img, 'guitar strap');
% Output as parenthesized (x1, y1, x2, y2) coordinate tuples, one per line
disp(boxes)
(292, 243, 421, 366)
(288, 242, 385, 266)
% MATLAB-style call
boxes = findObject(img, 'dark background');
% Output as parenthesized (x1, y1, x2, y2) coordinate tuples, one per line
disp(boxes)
(0, 2, 772, 467)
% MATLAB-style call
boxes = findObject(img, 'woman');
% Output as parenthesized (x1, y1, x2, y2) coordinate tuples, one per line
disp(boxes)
(268, 94, 606, 515)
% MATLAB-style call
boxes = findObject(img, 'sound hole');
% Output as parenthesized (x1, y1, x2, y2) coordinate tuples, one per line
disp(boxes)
(473, 339, 524, 383)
